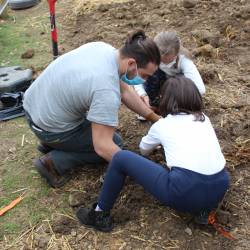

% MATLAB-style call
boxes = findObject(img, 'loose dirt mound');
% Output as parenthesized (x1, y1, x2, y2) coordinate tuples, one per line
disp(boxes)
(12, 0, 250, 249)
(72, 0, 130, 16)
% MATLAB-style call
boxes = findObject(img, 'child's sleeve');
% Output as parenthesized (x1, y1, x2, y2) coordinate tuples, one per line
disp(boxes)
(180, 57, 206, 95)
(139, 123, 161, 156)
(134, 84, 147, 97)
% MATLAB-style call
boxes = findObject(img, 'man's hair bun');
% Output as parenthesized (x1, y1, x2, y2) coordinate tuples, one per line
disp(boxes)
(125, 30, 147, 45)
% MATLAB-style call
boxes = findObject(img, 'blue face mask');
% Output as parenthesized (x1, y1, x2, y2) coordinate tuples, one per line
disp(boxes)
(120, 64, 146, 85)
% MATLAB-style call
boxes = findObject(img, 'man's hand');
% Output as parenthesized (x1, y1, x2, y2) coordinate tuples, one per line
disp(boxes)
(120, 82, 161, 122)
(141, 95, 150, 107)
(91, 122, 121, 162)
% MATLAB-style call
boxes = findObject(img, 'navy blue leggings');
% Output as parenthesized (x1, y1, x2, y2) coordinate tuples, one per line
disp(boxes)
(98, 150, 230, 215)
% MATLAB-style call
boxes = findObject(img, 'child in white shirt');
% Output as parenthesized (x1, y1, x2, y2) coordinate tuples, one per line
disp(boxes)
(76, 76, 229, 232)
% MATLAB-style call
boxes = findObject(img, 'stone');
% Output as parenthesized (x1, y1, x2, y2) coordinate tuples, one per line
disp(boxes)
(216, 209, 231, 225)
(239, 4, 250, 20)
(198, 64, 218, 84)
(184, 227, 193, 236)
(97, 4, 108, 12)
(37, 235, 50, 249)
(191, 29, 221, 47)
(183, 0, 197, 9)
(114, 12, 125, 19)
(21, 49, 34, 59)
(71, 229, 77, 237)
(210, 0, 220, 6)
(192, 44, 216, 58)
(68, 192, 85, 207)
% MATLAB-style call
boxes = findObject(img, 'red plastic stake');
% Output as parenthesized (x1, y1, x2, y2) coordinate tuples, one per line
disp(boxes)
(208, 211, 236, 240)
(47, 0, 58, 59)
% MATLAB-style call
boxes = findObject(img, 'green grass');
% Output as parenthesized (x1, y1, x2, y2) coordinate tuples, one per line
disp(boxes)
(0, 3, 70, 242)
(2, 222, 21, 235)
(0, 6, 54, 68)
(0, 119, 48, 238)
(0, 119, 72, 241)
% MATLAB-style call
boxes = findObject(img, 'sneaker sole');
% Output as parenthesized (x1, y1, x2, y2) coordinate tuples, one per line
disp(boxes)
(78, 222, 113, 233)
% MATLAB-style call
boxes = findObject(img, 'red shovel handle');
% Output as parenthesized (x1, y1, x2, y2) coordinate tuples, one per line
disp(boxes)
(47, 0, 58, 59)
(48, 0, 57, 13)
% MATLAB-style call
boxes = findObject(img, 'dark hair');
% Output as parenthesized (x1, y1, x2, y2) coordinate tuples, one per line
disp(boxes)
(159, 76, 205, 121)
(120, 30, 161, 68)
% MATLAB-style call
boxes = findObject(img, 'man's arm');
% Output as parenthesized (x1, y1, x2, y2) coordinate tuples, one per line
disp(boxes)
(120, 82, 160, 122)
(91, 122, 121, 162)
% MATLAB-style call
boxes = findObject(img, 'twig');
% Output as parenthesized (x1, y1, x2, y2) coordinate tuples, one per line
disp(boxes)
(77, 231, 89, 242)
(119, 242, 127, 250)
(21, 134, 25, 147)
(170, 212, 181, 218)
(11, 187, 28, 194)
(55, 212, 77, 221)
(130, 235, 178, 250)
(5, 224, 38, 249)
(111, 230, 124, 235)
(29, 221, 34, 249)
(47, 234, 56, 250)
(228, 201, 239, 208)
(45, 220, 54, 235)
(131, 235, 147, 242)
(62, 235, 72, 250)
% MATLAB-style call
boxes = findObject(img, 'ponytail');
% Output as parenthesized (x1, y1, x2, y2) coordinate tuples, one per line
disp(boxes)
(120, 30, 161, 68)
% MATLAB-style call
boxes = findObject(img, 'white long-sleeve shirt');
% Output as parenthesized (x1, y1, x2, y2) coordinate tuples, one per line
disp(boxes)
(139, 114, 225, 175)
(134, 54, 205, 97)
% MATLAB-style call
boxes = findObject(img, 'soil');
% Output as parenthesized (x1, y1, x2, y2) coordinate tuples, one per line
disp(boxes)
(4, 0, 250, 249)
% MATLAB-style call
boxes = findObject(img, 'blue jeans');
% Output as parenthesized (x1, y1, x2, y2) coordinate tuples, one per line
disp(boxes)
(98, 150, 230, 215)
(25, 113, 123, 175)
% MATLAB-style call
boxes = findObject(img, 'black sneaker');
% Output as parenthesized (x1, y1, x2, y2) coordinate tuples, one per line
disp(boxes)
(76, 203, 113, 232)
(194, 209, 211, 225)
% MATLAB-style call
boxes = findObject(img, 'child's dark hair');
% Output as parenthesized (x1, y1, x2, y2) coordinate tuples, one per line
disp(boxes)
(159, 76, 205, 121)
(120, 30, 161, 68)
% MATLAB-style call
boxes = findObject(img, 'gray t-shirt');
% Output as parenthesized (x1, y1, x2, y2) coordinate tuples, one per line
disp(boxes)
(23, 42, 121, 132)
